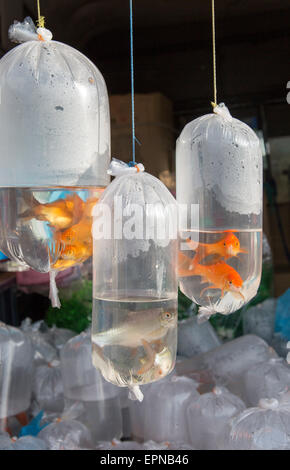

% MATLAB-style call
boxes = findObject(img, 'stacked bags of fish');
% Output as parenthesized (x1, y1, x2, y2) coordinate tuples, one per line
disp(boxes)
(176, 335, 277, 403)
(96, 439, 194, 450)
(60, 330, 123, 442)
(0, 323, 34, 434)
(20, 319, 76, 419)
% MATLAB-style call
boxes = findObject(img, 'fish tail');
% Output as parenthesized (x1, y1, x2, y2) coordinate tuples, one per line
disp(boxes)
(19, 208, 33, 220)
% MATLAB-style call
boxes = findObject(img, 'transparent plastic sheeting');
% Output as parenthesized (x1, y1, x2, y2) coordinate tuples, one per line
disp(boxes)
(176, 103, 263, 320)
(92, 162, 178, 401)
(0, 18, 111, 306)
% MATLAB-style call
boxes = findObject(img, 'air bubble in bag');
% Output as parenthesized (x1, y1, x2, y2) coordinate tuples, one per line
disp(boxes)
(176, 103, 263, 320)
(0, 18, 110, 306)
(243, 358, 290, 406)
(186, 385, 246, 450)
(60, 330, 122, 442)
(0, 322, 34, 419)
(219, 398, 290, 450)
(92, 163, 178, 400)
(129, 375, 199, 444)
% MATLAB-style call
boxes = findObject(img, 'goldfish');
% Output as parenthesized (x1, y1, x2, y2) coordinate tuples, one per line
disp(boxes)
(60, 217, 92, 245)
(93, 308, 177, 349)
(20, 193, 84, 230)
(185, 232, 247, 264)
(179, 259, 244, 300)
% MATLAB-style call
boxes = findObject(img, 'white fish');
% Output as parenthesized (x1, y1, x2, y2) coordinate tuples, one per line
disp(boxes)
(93, 308, 177, 349)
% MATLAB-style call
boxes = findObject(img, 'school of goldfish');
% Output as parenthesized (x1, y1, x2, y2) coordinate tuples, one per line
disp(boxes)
(178, 232, 247, 301)
(21, 189, 104, 270)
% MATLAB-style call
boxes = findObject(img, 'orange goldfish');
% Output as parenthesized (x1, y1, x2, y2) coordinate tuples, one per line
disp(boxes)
(179, 259, 244, 299)
(186, 232, 247, 264)
(60, 217, 92, 245)
(60, 241, 92, 261)
(21, 193, 84, 230)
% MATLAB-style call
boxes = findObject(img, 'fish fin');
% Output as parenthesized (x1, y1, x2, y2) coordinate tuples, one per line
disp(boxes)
(178, 251, 192, 269)
(239, 248, 248, 254)
(178, 267, 196, 277)
(200, 285, 217, 298)
(151, 339, 163, 353)
(185, 237, 198, 251)
(230, 290, 245, 301)
(130, 347, 138, 358)
(137, 339, 156, 375)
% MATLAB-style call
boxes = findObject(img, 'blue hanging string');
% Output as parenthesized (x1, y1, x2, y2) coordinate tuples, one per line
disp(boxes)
(129, 0, 136, 164)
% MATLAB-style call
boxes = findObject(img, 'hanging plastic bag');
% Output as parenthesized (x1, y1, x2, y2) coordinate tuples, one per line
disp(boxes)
(176, 103, 263, 321)
(0, 17, 111, 308)
(92, 159, 178, 401)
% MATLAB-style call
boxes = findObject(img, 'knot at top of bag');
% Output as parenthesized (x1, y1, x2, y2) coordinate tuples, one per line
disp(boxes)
(212, 102, 233, 122)
(107, 158, 145, 177)
(9, 17, 53, 44)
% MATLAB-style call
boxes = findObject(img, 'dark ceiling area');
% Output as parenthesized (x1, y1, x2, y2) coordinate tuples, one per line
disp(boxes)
(3, 0, 290, 135)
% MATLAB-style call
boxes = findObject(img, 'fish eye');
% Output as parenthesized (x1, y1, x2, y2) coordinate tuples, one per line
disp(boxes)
(163, 311, 172, 320)
(229, 280, 232, 284)
(224, 242, 226, 246)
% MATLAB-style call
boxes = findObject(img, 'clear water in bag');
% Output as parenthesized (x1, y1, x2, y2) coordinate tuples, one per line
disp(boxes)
(179, 229, 262, 314)
(0, 187, 103, 272)
(176, 103, 263, 318)
(92, 296, 177, 387)
(92, 168, 178, 397)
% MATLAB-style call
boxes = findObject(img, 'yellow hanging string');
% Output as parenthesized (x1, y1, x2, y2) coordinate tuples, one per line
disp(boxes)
(37, 0, 45, 28)
(211, 0, 217, 109)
